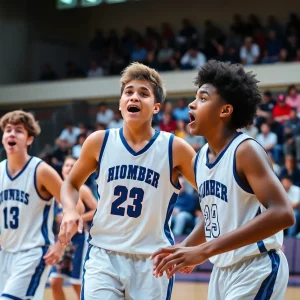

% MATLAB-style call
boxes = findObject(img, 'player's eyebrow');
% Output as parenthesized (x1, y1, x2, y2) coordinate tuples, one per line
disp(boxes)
(125, 85, 150, 92)
(198, 90, 210, 96)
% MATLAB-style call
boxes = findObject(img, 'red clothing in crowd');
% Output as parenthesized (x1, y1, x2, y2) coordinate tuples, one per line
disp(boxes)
(272, 103, 292, 123)
(160, 120, 177, 133)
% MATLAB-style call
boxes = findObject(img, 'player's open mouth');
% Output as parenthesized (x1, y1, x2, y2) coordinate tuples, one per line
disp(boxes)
(8, 141, 16, 146)
(189, 112, 195, 124)
(127, 105, 141, 113)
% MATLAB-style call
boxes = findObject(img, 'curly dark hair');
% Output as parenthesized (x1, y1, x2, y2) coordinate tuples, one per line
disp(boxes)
(194, 60, 262, 129)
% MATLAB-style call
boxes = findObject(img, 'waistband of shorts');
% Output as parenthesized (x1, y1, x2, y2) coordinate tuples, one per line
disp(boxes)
(217, 248, 280, 269)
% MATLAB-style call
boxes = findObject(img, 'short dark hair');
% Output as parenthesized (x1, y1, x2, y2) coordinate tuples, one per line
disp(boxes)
(280, 174, 293, 182)
(194, 60, 262, 129)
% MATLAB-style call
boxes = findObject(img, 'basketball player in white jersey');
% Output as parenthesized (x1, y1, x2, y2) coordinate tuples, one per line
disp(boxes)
(151, 60, 295, 299)
(58, 62, 196, 299)
(0, 110, 66, 300)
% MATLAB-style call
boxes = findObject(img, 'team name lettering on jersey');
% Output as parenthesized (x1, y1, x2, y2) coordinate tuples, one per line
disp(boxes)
(198, 180, 228, 203)
(107, 164, 160, 188)
(0, 189, 29, 205)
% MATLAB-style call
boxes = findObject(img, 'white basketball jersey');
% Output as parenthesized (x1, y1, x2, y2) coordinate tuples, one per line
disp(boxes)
(0, 156, 54, 252)
(194, 133, 283, 267)
(89, 128, 180, 255)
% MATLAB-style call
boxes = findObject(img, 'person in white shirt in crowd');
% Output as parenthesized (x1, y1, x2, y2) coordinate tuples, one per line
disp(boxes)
(72, 133, 87, 159)
(240, 37, 260, 65)
(108, 111, 124, 129)
(87, 60, 104, 78)
(281, 175, 300, 237)
(180, 46, 206, 70)
(256, 122, 281, 162)
(240, 124, 258, 139)
(96, 102, 114, 126)
(56, 121, 80, 148)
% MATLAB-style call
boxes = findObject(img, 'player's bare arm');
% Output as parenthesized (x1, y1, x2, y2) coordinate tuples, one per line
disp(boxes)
(36, 162, 63, 201)
(172, 136, 197, 189)
(35, 162, 67, 265)
(59, 130, 105, 245)
(152, 140, 295, 278)
(79, 184, 97, 223)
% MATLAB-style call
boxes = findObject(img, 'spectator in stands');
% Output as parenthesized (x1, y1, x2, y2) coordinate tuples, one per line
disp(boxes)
(184, 123, 205, 152)
(252, 27, 267, 60)
(87, 60, 104, 78)
(171, 177, 196, 236)
(266, 113, 284, 145)
(39, 64, 58, 81)
(279, 155, 300, 187)
(177, 19, 198, 50)
(52, 138, 70, 168)
(108, 111, 124, 129)
(159, 112, 177, 133)
(160, 23, 175, 46)
(280, 175, 300, 237)
(281, 34, 300, 62)
(173, 98, 190, 122)
(256, 91, 277, 128)
(180, 46, 206, 70)
(230, 14, 247, 37)
(245, 14, 262, 37)
(240, 37, 260, 65)
(256, 123, 279, 162)
(145, 50, 160, 70)
(130, 42, 148, 63)
(283, 108, 300, 160)
(286, 85, 300, 114)
(266, 15, 283, 38)
(240, 124, 258, 138)
(72, 133, 86, 159)
(262, 30, 282, 64)
(223, 26, 242, 63)
(95, 122, 106, 131)
(157, 39, 176, 71)
(175, 120, 186, 139)
(96, 102, 114, 126)
(89, 29, 105, 52)
(273, 94, 292, 124)
(56, 121, 81, 148)
(286, 13, 300, 37)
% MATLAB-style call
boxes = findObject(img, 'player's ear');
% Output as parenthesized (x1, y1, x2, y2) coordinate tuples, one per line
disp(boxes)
(26, 136, 34, 147)
(220, 104, 233, 119)
(153, 102, 161, 115)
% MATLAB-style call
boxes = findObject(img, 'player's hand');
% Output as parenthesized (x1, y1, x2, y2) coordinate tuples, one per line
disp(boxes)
(43, 242, 65, 265)
(58, 208, 83, 246)
(150, 245, 208, 279)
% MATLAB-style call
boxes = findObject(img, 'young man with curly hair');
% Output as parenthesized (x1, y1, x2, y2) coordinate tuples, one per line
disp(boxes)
(152, 60, 295, 300)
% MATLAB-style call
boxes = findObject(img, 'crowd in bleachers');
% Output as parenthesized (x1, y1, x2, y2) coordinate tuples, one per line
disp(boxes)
(39, 13, 300, 81)
(37, 85, 300, 238)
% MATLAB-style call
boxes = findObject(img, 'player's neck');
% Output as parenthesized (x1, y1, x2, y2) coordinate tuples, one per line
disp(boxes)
(206, 127, 237, 157)
(122, 123, 155, 144)
(7, 152, 31, 174)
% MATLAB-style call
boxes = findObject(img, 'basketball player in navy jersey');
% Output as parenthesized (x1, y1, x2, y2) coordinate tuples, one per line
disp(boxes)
(50, 155, 97, 300)
(58, 62, 196, 299)
(151, 60, 295, 299)
(0, 110, 66, 300)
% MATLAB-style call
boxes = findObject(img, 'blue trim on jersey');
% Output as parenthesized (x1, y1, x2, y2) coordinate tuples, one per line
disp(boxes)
(41, 205, 51, 245)
(87, 208, 98, 244)
(95, 129, 110, 180)
(26, 247, 47, 297)
(164, 192, 179, 245)
(233, 138, 254, 194)
(34, 160, 52, 201)
(194, 150, 201, 186)
(168, 134, 181, 190)
(254, 250, 280, 300)
(5, 156, 33, 181)
(166, 276, 174, 300)
(206, 132, 242, 169)
(255, 207, 268, 253)
(81, 244, 92, 300)
(119, 127, 160, 156)
(1, 294, 23, 300)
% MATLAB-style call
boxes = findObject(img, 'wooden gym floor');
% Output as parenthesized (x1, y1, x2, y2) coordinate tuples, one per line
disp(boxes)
(44, 282, 300, 299)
